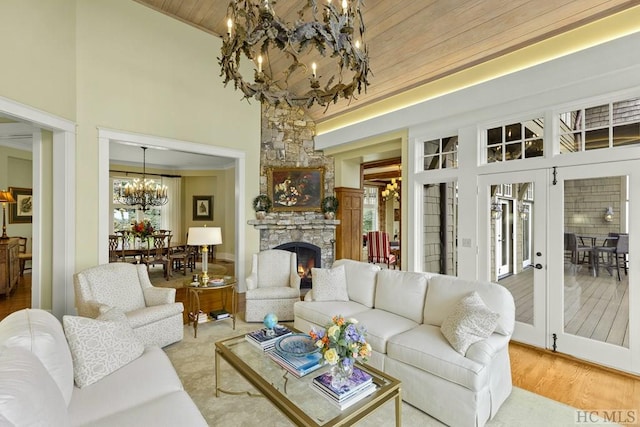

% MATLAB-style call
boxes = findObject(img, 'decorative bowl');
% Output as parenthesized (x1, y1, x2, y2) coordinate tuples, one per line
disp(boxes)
(275, 333, 320, 356)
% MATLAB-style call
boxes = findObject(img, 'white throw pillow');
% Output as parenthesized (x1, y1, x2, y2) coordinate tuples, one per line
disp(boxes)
(440, 291, 499, 356)
(63, 314, 144, 388)
(311, 264, 349, 302)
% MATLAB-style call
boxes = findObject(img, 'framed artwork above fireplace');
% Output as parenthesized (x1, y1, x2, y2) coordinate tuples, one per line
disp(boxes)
(267, 167, 324, 212)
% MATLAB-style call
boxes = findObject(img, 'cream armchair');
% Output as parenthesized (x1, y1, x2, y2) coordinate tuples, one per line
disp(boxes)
(74, 263, 184, 348)
(245, 249, 301, 322)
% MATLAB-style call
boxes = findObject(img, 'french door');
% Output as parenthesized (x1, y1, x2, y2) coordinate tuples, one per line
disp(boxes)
(479, 170, 547, 347)
(549, 162, 638, 374)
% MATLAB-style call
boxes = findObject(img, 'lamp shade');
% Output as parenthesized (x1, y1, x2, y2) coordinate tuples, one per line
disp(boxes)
(187, 227, 222, 246)
(0, 191, 15, 203)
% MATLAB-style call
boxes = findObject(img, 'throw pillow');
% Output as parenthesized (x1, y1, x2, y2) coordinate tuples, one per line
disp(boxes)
(311, 264, 349, 302)
(63, 314, 144, 388)
(440, 291, 499, 356)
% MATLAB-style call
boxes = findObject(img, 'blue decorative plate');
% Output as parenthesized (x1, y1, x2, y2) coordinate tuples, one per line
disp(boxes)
(275, 334, 320, 356)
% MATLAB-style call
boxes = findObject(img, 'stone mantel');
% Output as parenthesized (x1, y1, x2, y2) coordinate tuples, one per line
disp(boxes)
(248, 215, 340, 268)
(248, 218, 340, 230)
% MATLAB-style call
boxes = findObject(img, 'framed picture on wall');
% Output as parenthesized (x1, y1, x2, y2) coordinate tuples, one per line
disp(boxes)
(8, 187, 32, 224)
(193, 195, 213, 221)
(267, 167, 324, 212)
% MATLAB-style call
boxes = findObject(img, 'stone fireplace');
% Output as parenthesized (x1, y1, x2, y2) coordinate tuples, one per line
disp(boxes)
(274, 242, 321, 289)
(248, 213, 338, 288)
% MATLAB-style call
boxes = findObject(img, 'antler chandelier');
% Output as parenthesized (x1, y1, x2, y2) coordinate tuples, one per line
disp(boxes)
(118, 147, 168, 211)
(219, 0, 370, 108)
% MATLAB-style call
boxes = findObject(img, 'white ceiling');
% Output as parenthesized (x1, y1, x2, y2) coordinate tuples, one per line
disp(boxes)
(109, 141, 234, 171)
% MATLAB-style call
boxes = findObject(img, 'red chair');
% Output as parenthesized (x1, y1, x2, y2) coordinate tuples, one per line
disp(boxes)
(367, 231, 397, 269)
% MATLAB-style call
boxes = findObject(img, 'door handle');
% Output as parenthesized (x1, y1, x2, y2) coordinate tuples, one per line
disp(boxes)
(534, 263, 543, 269)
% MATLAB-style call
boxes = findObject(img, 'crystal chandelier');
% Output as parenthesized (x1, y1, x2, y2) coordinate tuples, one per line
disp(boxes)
(219, 0, 370, 108)
(382, 178, 400, 202)
(118, 147, 168, 211)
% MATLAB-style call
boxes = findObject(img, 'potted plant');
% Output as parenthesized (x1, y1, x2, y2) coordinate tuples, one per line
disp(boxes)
(321, 196, 339, 219)
(252, 194, 272, 219)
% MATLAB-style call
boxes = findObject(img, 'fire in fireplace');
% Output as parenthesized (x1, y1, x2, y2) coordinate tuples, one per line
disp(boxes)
(274, 242, 321, 289)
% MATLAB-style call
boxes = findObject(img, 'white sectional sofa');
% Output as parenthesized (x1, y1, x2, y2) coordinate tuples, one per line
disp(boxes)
(0, 308, 207, 427)
(294, 259, 515, 427)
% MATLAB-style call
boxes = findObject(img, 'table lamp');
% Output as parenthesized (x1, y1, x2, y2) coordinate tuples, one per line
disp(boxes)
(187, 226, 222, 286)
(0, 190, 16, 241)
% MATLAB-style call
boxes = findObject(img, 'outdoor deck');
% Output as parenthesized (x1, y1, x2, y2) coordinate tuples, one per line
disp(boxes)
(498, 265, 629, 348)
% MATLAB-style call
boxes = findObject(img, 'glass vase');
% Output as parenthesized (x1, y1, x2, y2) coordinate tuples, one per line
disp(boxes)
(330, 359, 354, 389)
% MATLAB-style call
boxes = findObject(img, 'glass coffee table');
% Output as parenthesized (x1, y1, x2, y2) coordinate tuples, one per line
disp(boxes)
(215, 332, 402, 426)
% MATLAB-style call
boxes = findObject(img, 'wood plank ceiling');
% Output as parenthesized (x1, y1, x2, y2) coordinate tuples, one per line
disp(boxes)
(133, 0, 638, 124)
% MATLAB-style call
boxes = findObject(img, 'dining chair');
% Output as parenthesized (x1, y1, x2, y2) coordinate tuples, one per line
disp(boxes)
(108, 234, 125, 263)
(142, 233, 172, 280)
(16, 237, 32, 276)
(367, 231, 397, 269)
(169, 234, 195, 276)
(595, 233, 628, 280)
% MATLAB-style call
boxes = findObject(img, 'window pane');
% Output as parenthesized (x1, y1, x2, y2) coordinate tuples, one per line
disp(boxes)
(424, 139, 440, 156)
(505, 123, 521, 142)
(560, 132, 581, 153)
(487, 145, 502, 163)
(504, 142, 522, 160)
(423, 181, 457, 275)
(559, 110, 581, 132)
(613, 97, 640, 125)
(585, 104, 609, 128)
(442, 152, 457, 169)
(487, 127, 502, 145)
(424, 155, 440, 170)
(525, 139, 543, 158)
(613, 123, 640, 147)
(585, 128, 609, 150)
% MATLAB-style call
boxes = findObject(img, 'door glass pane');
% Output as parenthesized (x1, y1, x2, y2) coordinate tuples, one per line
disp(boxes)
(563, 176, 629, 348)
(494, 182, 535, 326)
(423, 182, 457, 275)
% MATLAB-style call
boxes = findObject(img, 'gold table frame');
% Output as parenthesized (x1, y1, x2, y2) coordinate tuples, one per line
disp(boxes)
(187, 276, 236, 338)
(215, 333, 402, 426)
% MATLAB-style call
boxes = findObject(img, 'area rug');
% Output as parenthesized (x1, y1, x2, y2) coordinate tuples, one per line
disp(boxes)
(164, 321, 616, 426)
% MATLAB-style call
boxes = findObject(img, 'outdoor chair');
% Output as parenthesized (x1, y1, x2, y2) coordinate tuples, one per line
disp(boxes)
(595, 233, 628, 280)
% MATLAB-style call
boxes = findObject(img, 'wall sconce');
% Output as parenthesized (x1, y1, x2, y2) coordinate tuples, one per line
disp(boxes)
(491, 197, 502, 219)
(519, 203, 529, 220)
(604, 207, 614, 222)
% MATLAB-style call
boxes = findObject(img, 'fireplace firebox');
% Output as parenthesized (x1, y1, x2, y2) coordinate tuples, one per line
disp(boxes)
(274, 242, 321, 289)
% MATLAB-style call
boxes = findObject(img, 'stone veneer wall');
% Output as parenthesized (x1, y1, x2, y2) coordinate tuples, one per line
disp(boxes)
(250, 104, 338, 267)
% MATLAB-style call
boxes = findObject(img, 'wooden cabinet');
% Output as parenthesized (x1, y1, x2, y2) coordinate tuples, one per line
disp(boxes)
(0, 238, 19, 297)
(335, 187, 364, 261)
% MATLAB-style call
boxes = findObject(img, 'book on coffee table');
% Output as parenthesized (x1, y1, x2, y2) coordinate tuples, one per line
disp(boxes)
(312, 367, 373, 401)
(245, 326, 292, 351)
(312, 382, 377, 410)
(267, 349, 322, 378)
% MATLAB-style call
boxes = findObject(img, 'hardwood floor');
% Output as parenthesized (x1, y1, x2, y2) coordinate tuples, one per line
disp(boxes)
(510, 342, 640, 425)
(0, 275, 31, 319)
(2, 273, 638, 421)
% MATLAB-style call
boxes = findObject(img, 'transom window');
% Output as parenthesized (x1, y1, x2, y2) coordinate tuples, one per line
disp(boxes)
(422, 136, 458, 170)
(486, 118, 544, 163)
(559, 97, 640, 153)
